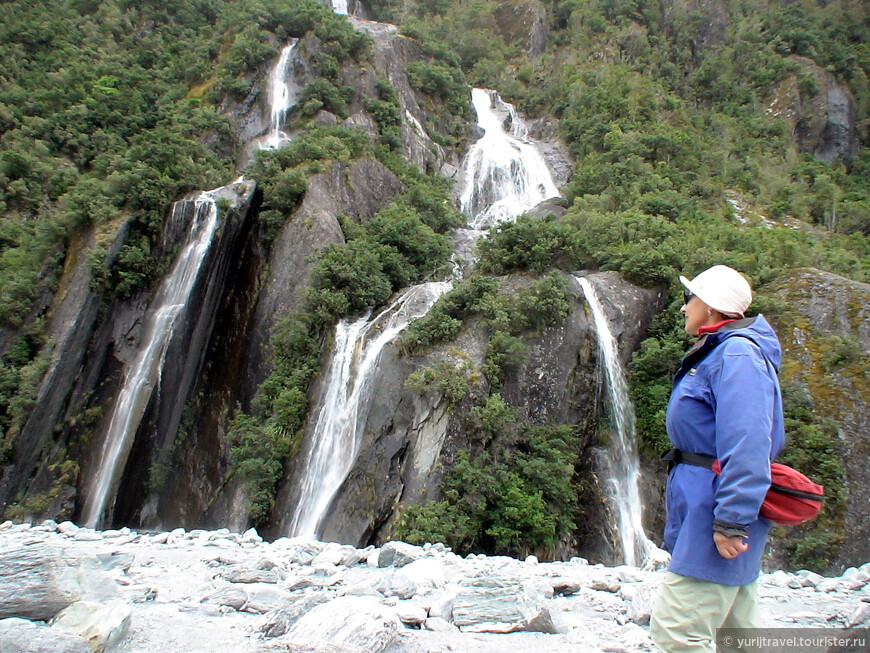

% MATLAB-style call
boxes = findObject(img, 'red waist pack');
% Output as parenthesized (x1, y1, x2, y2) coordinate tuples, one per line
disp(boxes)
(759, 462, 825, 525)
(663, 449, 825, 525)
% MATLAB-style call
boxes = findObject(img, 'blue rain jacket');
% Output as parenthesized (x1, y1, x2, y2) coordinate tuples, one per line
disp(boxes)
(663, 315, 785, 585)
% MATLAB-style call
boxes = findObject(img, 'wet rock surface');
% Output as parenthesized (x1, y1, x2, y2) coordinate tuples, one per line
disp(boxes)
(3, 521, 868, 652)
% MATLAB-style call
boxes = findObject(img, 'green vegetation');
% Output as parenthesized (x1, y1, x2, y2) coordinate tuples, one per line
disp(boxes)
(405, 359, 472, 406)
(396, 395, 579, 557)
(377, 0, 868, 567)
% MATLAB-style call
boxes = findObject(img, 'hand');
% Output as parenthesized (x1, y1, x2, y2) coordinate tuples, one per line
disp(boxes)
(714, 531, 748, 559)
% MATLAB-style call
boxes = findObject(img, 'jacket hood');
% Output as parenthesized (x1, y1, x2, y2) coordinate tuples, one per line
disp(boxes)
(711, 314, 782, 372)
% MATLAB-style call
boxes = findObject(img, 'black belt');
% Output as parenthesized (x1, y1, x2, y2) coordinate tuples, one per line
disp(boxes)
(661, 448, 717, 471)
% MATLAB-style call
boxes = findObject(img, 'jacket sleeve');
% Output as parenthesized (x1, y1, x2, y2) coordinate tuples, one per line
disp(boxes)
(709, 338, 774, 528)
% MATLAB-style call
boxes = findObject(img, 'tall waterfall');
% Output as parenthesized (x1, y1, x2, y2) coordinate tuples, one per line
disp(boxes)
(83, 192, 223, 528)
(459, 88, 560, 229)
(288, 281, 452, 538)
(576, 276, 654, 566)
(261, 41, 298, 150)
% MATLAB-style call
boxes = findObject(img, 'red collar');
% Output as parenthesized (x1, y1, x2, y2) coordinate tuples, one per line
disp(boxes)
(698, 319, 739, 337)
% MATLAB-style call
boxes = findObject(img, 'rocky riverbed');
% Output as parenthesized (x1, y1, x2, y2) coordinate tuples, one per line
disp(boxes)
(1, 521, 868, 652)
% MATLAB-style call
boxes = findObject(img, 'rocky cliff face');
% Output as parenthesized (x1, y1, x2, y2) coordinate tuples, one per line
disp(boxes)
(766, 268, 870, 570)
(0, 180, 256, 529)
(768, 57, 860, 164)
(308, 271, 667, 563)
(126, 25, 469, 531)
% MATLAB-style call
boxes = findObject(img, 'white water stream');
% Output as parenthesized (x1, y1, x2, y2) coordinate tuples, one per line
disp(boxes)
(83, 192, 222, 528)
(459, 88, 560, 229)
(261, 41, 298, 150)
(576, 276, 654, 566)
(288, 282, 453, 538)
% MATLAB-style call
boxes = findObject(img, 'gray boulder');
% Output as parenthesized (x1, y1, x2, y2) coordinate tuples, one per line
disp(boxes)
(51, 600, 131, 653)
(452, 576, 543, 633)
(0, 542, 117, 621)
(0, 618, 91, 653)
(281, 596, 401, 653)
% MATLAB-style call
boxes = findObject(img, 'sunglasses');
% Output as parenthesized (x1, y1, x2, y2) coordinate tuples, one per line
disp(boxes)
(683, 289, 694, 305)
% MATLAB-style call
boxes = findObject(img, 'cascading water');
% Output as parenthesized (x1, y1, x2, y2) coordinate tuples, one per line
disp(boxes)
(286, 53, 561, 538)
(459, 88, 560, 229)
(261, 40, 298, 150)
(83, 191, 223, 528)
(288, 281, 452, 538)
(576, 276, 655, 566)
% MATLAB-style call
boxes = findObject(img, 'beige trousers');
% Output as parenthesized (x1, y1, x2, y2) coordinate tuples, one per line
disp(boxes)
(650, 571, 761, 652)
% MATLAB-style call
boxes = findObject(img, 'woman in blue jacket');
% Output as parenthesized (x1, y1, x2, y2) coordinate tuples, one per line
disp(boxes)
(650, 265, 785, 652)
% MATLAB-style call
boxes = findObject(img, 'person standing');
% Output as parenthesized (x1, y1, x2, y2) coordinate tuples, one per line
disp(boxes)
(650, 265, 786, 652)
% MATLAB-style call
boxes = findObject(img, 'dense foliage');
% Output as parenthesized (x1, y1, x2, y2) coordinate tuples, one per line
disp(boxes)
(396, 395, 579, 558)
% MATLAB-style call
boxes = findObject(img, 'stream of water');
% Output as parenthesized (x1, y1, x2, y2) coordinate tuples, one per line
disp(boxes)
(83, 193, 222, 528)
(576, 276, 655, 566)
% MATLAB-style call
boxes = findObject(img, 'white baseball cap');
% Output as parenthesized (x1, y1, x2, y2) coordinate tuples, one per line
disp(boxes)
(679, 265, 752, 317)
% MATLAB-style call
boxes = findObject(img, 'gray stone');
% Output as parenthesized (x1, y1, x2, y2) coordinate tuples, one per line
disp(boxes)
(383, 571, 418, 600)
(283, 596, 401, 653)
(0, 618, 91, 653)
(393, 558, 446, 591)
(377, 541, 425, 568)
(220, 568, 284, 584)
(552, 580, 581, 597)
(200, 586, 248, 611)
(796, 570, 825, 588)
(525, 607, 564, 634)
(452, 576, 542, 633)
(96, 552, 135, 573)
(625, 584, 658, 625)
(423, 617, 458, 632)
(590, 579, 621, 593)
(51, 600, 131, 653)
(258, 594, 331, 639)
(395, 602, 427, 627)
(257, 641, 364, 653)
(846, 604, 870, 628)
(0, 543, 117, 621)
(244, 586, 294, 614)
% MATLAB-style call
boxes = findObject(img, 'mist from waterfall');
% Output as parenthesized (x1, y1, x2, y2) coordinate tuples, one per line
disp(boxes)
(82, 192, 222, 528)
(459, 88, 560, 229)
(576, 276, 655, 566)
(288, 282, 453, 538)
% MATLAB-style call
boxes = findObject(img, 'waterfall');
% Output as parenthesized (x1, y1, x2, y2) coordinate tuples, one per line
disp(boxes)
(459, 88, 559, 229)
(285, 75, 560, 538)
(576, 276, 654, 566)
(288, 281, 452, 538)
(261, 41, 298, 150)
(82, 191, 222, 529)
